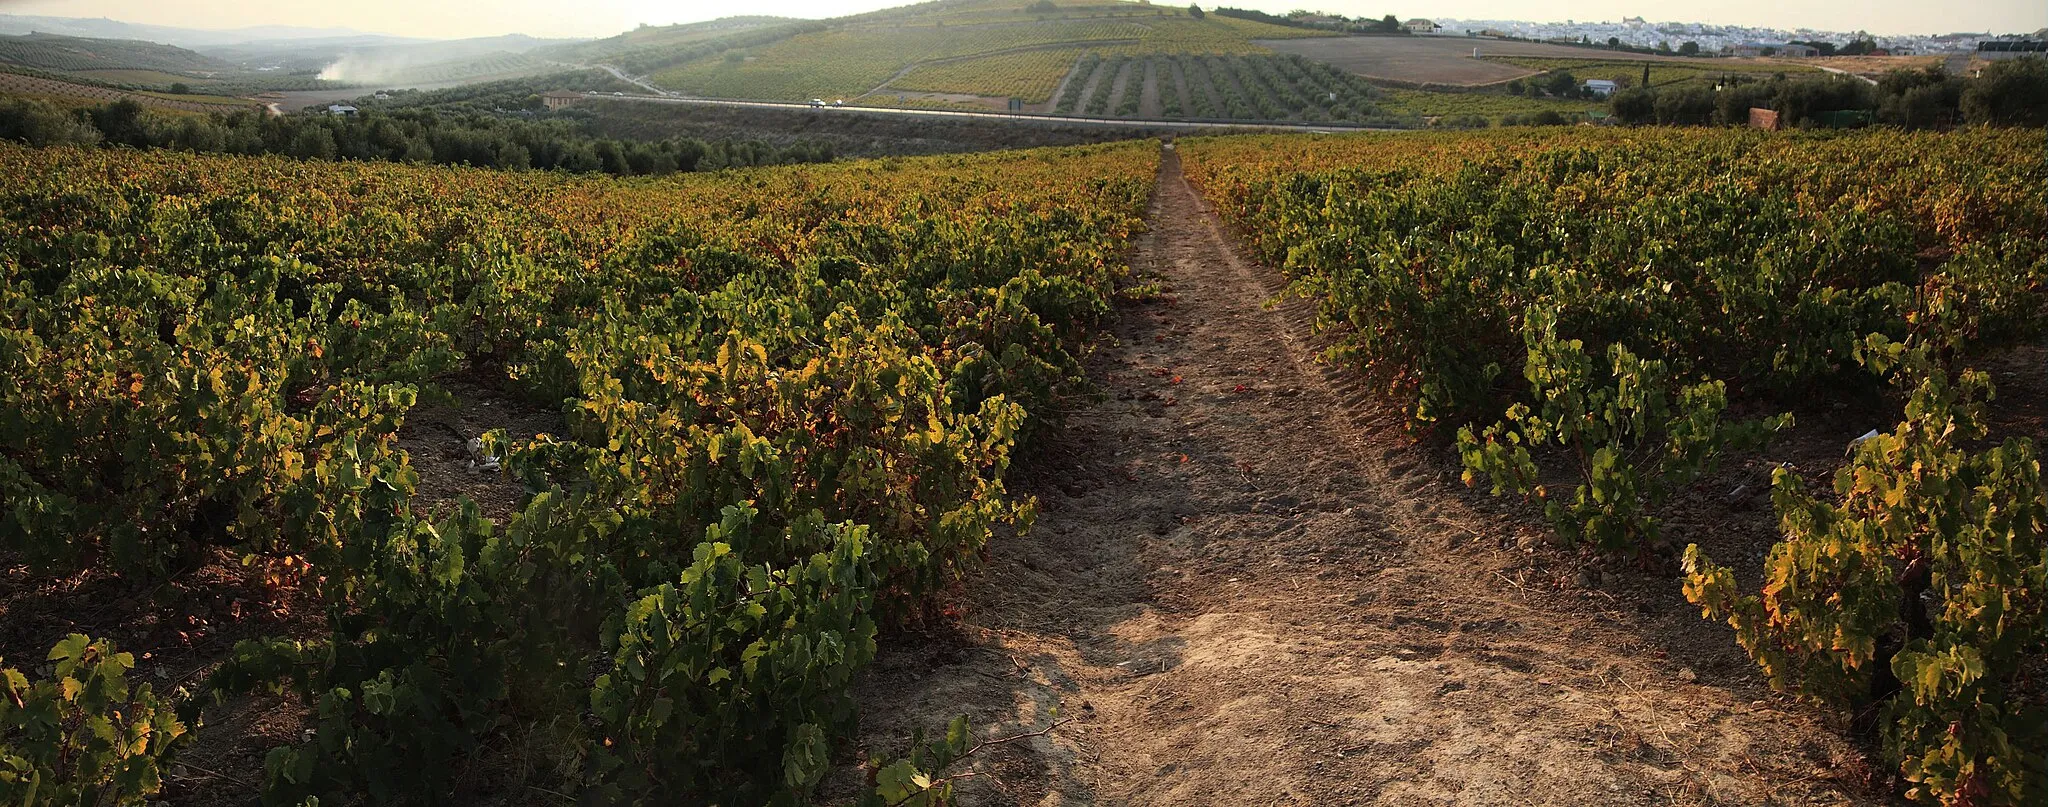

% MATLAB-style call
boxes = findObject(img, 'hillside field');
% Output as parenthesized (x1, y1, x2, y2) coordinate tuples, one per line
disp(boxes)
(2, 122, 2045, 807)
(0, 69, 258, 111)
(1260, 35, 1735, 86)
(643, 0, 1327, 104)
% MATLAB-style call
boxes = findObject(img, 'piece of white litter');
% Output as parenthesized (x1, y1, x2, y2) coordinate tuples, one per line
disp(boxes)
(1847, 429, 1881, 455)
(467, 437, 501, 472)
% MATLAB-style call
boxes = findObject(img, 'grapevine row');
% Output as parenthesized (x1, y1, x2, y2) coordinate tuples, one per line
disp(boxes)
(0, 140, 1159, 804)
(1181, 127, 2048, 805)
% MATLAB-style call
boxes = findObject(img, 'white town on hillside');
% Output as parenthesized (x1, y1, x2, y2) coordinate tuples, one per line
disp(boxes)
(1421, 16, 2046, 56)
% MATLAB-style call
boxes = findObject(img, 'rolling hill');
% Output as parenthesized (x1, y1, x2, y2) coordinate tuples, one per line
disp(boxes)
(0, 0, 1831, 127)
(624, 0, 1331, 107)
(205, 33, 577, 79)
(0, 14, 372, 47)
(0, 32, 234, 76)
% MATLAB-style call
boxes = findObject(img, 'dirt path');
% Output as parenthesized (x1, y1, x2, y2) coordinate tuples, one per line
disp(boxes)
(851, 148, 1874, 806)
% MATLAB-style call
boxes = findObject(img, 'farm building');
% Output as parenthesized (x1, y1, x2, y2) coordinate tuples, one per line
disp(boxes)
(1584, 79, 1618, 97)
(541, 90, 584, 110)
(1404, 18, 1439, 34)
(326, 104, 358, 116)
(1978, 40, 2046, 60)
(1778, 43, 1819, 57)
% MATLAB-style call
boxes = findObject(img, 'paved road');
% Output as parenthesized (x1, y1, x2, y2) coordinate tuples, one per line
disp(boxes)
(579, 91, 1411, 133)
(1809, 64, 1879, 86)
(586, 64, 670, 96)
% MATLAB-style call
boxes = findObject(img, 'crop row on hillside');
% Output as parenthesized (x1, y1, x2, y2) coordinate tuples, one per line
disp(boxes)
(545, 19, 819, 77)
(1045, 52, 1385, 122)
(892, 47, 1093, 102)
(1372, 87, 1601, 121)
(0, 69, 256, 112)
(652, 20, 1155, 100)
(647, 2, 1317, 102)
(0, 140, 1158, 805)
(1181, 127, 2048, 805)
(1083, 54, 1130, 114)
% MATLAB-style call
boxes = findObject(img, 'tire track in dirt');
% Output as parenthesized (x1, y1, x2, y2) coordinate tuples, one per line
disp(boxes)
(847, 147, 1875, 806)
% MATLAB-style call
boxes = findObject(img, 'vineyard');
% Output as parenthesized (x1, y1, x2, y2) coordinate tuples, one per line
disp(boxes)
(1182, 127, 2047, 805)
(0, 70, 257, 113)
(0, 140, 1157, 804)
(891, 47, 1098, 104)
(651, 20, 1157, 100)
(6, 18, 2048, 796)
(1044, 52, 1385, 121)
(644, 0, 1323, 104)
(1371, 87, 1601, 123)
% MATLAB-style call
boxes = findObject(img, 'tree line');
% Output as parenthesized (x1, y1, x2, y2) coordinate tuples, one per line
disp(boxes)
(1608, 59, 2048, 128)
(0, 97, 838, 176)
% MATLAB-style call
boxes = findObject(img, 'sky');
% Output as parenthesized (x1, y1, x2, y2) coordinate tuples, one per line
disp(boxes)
(0, 0, 2041, 40)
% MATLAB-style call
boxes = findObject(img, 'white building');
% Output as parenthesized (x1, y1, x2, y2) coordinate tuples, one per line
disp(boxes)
(327, 104, 358, 116)
(1405, 18, 1439, 34)
(1584, 79, 1619, 97)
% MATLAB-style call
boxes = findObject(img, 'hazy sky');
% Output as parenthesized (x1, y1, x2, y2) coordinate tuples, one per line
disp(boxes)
(1, 0, 2041, 40)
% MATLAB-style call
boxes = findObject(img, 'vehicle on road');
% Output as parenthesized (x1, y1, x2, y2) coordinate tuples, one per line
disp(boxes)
(809, 98, 826, 107)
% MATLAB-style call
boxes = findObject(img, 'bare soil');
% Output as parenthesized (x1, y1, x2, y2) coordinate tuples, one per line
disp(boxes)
(1137, 59, 1161, 119)
(845, 148, 1885, 806)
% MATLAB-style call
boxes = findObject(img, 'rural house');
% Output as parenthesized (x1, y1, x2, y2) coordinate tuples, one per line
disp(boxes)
(541, 90, 584, 110)
(1584, 79, 1618, 96)
(326, 104, 358, 116)
(1404, 18, 1439, 34)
